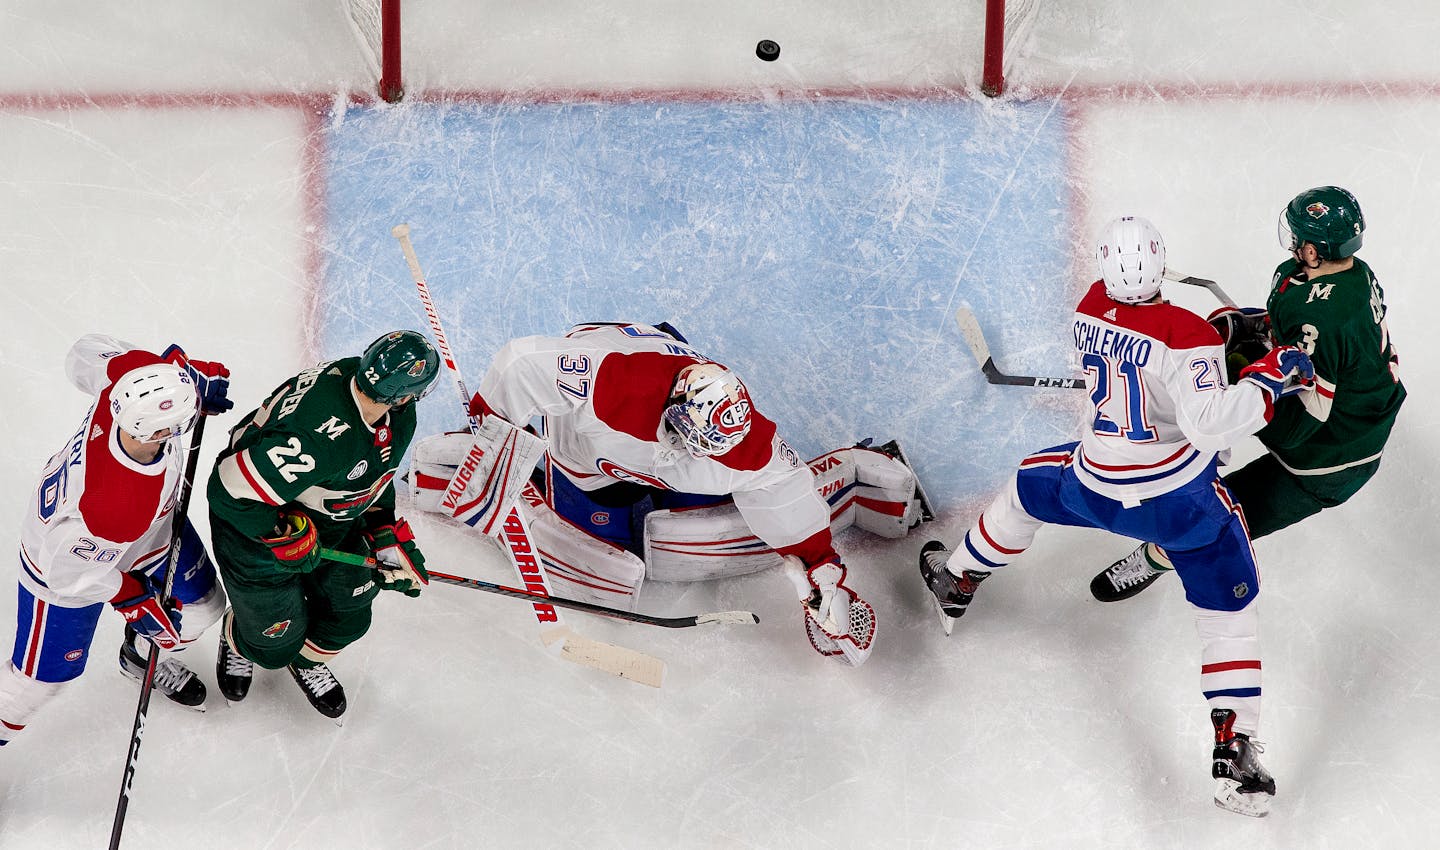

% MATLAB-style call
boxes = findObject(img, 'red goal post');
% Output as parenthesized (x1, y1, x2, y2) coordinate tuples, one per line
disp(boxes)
(342, 0, 402, 102)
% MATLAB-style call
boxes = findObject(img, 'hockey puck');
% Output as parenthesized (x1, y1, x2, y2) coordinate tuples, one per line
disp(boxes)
(756, 40, 780, 62)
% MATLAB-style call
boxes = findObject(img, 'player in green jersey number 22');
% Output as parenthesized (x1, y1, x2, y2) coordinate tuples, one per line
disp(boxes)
(206, 331, 441, 719)
(1092, 186, 1406, 602)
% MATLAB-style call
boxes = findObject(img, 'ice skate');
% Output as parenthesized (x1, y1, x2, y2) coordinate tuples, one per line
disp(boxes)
(918, 540, 988, 636)
(1090, 544, 1168, 602)
(215, 634, 254, 704)
(288, 662, 347, 721)
(1211, 709, 1276, 817)
(119, 625, 206, 711)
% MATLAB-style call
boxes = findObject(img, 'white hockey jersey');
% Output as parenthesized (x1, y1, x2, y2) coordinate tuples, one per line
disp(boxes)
(1070, 281, 1274, 505)
(17, 335, 185, 607)
(473, 324, 838, 565)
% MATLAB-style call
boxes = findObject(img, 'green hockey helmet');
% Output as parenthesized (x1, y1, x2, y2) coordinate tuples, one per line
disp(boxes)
(356, 330, 441, 405)
(1278, 186, 1365, 261)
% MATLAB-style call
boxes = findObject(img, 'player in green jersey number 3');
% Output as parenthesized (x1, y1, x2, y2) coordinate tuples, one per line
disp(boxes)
(1092, 186, 1406, 601)
(206, 331, 441, 719)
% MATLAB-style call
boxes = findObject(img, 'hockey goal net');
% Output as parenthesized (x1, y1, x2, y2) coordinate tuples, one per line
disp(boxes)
(342, 0, 402, 102)
(342, 0, 1036, 101)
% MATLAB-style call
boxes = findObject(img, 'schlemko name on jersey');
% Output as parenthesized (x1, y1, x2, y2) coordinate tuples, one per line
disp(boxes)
(1074, 320, 1154, 366)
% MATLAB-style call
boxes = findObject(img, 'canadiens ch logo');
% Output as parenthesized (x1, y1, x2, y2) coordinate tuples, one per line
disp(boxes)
(65, 649, 84, 662)
(262, 620, 291, 638)
(347, 460, 368, 480)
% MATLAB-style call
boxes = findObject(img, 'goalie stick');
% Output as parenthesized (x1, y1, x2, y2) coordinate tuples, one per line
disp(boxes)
(319, 548, 759, 628)
(954, 308, 1086, 390)
(391, 223, 665, 686)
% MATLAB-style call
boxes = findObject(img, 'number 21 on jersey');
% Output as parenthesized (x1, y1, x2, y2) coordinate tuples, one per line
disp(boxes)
(1083, 353, 1158, 442)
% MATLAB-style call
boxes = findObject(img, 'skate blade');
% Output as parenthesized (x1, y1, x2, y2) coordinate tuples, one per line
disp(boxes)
(929, 595, 957, 636)
(1214, 780, 1272, 817)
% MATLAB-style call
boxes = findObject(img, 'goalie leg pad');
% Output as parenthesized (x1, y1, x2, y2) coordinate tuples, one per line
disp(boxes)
(409, 420, 548, 536)
(809, 445, 926, 539)
(643, 504, 784, 582)
(522, 494, 646, 611)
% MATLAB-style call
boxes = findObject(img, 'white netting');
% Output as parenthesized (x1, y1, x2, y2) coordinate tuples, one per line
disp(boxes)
(341, 0, 383, 79)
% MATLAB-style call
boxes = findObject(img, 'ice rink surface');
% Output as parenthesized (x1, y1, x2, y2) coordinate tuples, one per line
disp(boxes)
(2, 2, 1439, 848)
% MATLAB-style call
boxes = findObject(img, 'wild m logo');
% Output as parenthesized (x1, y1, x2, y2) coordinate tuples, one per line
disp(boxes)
(1306, 283, 1335, 303)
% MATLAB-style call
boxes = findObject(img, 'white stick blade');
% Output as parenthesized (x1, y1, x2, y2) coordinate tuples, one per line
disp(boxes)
(696, 611, 761, 626)
(954, 308, 993, 365)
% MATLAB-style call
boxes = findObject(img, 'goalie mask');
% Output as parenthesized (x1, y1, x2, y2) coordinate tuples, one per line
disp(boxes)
(111, 364, 199, 443)
(1096, 216, 1166, 304)
(1279, 186, 1364, 261)
(356, 330, 441, 406)
(662, 363, 753, 458)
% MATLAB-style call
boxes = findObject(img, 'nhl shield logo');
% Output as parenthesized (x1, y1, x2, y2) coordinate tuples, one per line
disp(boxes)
(262, 620, 292, 638)
(1232, 582, 1250, 599)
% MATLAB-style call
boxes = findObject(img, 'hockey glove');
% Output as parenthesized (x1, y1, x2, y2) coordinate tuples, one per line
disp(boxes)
(364, 518, 429, 597)
(1207, 306, 1273, 383)
(783, 555, 876, 667)
(161, 344, 232, 415)
(1240, 345, 1315, 402)
(110, 572, 183, 650)
(263, 510, 322, 573)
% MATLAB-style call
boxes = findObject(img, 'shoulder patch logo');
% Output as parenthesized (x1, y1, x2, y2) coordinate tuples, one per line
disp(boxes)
(347, 460, 368, 480)
(262, 620, 291, 638)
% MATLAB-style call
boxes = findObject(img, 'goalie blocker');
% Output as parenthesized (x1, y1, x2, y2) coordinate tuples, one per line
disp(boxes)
(410, 437, 930, 608)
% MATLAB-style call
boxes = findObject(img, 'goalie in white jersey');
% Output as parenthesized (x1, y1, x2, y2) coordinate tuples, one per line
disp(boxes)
(1, 335, 231, 745)
(412, 322, 931, 666)
(918, 217, 1315, 816)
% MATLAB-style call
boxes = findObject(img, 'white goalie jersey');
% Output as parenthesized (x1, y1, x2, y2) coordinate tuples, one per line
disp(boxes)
(17, 335, 186, 607)
(471, 323, 838, 565)
(1070, 281, 1276, 505)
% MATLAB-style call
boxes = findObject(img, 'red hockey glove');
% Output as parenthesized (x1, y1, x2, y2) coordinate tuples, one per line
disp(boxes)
(110, 572, 183, 650)
(161, 344, 232, 415)
(262, 510, 322, 573)
(1240, 345, 1315, 402)
(364, 517, 429, 597)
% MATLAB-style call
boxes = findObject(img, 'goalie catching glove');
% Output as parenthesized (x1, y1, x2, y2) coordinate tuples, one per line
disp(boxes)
(364, 517, 429, 596)
(783, 555, 876, 667)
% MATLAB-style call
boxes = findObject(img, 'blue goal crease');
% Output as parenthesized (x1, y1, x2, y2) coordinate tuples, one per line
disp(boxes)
(317, 97, 1078, 511)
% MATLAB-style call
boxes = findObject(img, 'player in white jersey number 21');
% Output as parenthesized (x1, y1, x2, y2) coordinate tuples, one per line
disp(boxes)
(919, 217, 1314, 817)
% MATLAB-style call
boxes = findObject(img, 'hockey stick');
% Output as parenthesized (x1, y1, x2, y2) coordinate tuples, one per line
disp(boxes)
(108, 415, 207, 850)
(319, 548, 758, 628)
(954, 308, 1086, 390)
(1163, 268, 1237, 307)
(391, 223, 666, 686)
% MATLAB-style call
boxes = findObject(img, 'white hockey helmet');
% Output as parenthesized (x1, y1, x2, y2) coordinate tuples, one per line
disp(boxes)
(110, 363, 200, 442)
(1095, 216, 1166, 303)
(662, 362, 753, 458)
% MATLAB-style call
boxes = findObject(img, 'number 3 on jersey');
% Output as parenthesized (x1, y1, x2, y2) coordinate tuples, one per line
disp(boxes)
(1083, 353, 1157, 442)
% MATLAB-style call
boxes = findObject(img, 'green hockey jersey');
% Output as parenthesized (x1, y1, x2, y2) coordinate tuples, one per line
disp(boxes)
(1258, 257, 1406, 474)
(208, 357, 417, 545)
